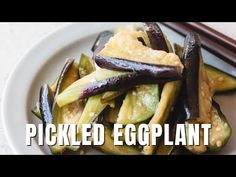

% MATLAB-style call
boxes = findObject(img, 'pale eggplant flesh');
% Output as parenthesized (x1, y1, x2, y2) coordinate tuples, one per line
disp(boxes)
(208, 100, 232, 151)
(52, 59, 75, 109)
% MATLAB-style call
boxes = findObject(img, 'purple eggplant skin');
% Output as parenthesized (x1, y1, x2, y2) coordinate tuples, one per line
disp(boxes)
(52, 59, 75, 109)
(39, 59, 75, 130)
(54, 59, 75, 96)
(39, 84, 54, 126)
(80, 73, 179, 99)
(144, 22, 169, 52)
(137, 37, 146, 46)
(92, 31, 113, 59)
(95, 55, 182, 79)
(183, 33, 201, 119)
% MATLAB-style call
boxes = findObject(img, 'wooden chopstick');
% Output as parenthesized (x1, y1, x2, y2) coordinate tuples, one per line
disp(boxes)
(161, 22, 236, 67)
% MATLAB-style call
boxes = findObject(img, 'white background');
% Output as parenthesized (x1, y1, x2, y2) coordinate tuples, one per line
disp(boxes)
(0, 22, 235, 154)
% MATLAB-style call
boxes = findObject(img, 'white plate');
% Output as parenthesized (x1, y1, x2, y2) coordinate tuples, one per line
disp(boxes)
(2, 23, 236, 154)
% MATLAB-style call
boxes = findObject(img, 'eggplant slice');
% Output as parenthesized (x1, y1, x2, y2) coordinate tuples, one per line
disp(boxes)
(56, 69, 128, 107)
(92, 31, 113, 60)
(101, 90, 127, 103)
(39, 59, 75, 126)
(174, 43, 236, 94)
(208, 100, 232, 151)
(95, 55, 182, 79)
(56, 68, 181, 108)
(52, 59, 75, 108)
(78, 53, 96, 78)
(32, 102, 42, 119)
(39, 59, 83, 154)
(182, 33, 201, 119)
(144, 22, 169, 52)
(182, 33, 207, 154)
(142, 22, 183, 155)
(39, 84, 54, 126)
(205, 65, 236, 93)
(34, 24, 233, 155)
(117, 84, 159, 124)
(77, 94, 112, 140)
(181, 33, 232, 154)
(81, 72, 178, 99)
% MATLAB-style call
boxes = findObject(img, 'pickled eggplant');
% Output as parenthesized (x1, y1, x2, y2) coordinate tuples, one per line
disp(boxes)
(144, 22, 173, 52)
(78, 54, 96, 78)
(39, 84, 54, 126)
(185, 120, 207, 154)
(101, 90, 126, 103)
(56, 60, 81, 153)
(182, 33, 201, 120)
(181, 33, 232, 154)
(183, 33, 212, 124)
(92, 31, 113, 52)
(77, 94, 112, 140)
(92, 31, 113, 59)
(174, 43, 236, 94)
(174, 43, 184, 60)
(56, 69, 127, 107)
(32, 23, 233, 155)
(104, 98, 123, 123)
(32, 77, 58, 120)
(96, 52, 182, 104)
(181, 33, 210, 154)
(95, 55, 182, 79)
(39, 59, 76, 127)
(208, 100, 232, 151)
(53, 59, 77, 102)
(31, 102, 41, 119)
(144, 22, 169, 52)
(98, 24, 182, 128)
(82, 74, 179, 99)
(143, 81, 181, 155)
(117, 84, 159, 124)
(206, 65, 236, 93)
(59, 56, 96, 151)
(97, 31, 150, 102)
(155, 91, 185, 155)
(56, 69, 179, 108)
(52, 59, 80, 124)
(50, 78, 58, 93)
(38, 59, 82, 154)
(99, 30, 183, 68)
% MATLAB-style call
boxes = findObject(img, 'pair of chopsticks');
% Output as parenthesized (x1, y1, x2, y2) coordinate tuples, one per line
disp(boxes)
(161, 22, 236, 67)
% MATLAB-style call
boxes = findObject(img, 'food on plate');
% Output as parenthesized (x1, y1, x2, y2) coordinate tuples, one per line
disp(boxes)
(32, 22, 234, 155)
